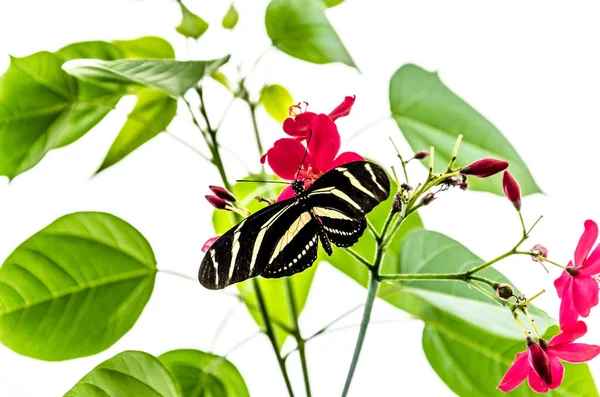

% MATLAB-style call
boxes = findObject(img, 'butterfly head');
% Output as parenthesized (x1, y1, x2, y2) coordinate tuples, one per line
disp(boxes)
(292, 180, 305, 195)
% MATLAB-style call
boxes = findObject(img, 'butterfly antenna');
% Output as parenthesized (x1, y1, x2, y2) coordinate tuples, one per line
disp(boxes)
(236, 179, 291, 184)
(295, 129, 312, 181)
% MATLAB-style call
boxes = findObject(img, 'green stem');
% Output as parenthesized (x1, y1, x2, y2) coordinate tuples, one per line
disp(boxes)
(345, 248, 373, 269)
(466, 250, 514, 275)
(253, 279, 295, 397)
(248, 102, 264, 156)
(379, 272, 466, 281)
(284, 279, 312, 397)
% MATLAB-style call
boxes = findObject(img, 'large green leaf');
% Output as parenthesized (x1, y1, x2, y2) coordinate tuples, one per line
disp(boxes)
(259, 84, 293, 123)
(0, 212, 156, 360)
(265, 0, 356, 67)
(423, 318, 598, 397)
(159, 349, 250, 397)
(58, 37, 175, 61)
(212, 177, 317, 350)
(63, 57, 230, 97)
(389, 64, 540, 196)
(0, 52, 119, 179)
(65, 351, 178, 397)
(97, 90, 177, 172)
(176, 3, 209, 39)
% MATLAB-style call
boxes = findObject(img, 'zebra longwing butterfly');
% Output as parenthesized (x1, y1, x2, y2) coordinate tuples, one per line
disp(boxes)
(198, 161, 390, 289)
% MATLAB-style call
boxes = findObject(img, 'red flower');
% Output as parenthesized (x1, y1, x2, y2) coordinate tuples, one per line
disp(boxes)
(461, 158, 509, 178)
(261, 113, 363, 201)
(282, 96, 355, 140)
(498, 322, 600, 393)
(555, 220, 600, 330)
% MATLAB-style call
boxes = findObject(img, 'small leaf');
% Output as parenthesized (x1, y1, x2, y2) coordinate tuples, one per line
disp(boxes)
(63, 57, 230, 97)
(323, 0, 344, 6)
(260, 84, 294, 123)
(176, 2, 209, 39)
(389, 64, 540, 196)
(0, 212, 156, 360)
(222, 5, 239, 29)
(65, 351, 178, 397)
(423, 316, 599, 397)
(212, 176, 316, 350)
(210, 70, 232, 91)
(265, 0, 356, 67)
(97, 90, 177, 172)
(159, 349, 250, 397)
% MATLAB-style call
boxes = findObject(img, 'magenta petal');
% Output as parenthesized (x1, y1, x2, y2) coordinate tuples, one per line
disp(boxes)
(574, 220, 598, 268)
(202, 235, 221, 252)
(283, 112, 316, 138)
(328, 95, 355, 121)
(277, 184, 296, 202)
(580, 243, 600, 275)
(550, 321, 588, 346)
(559, 281, 580, 331)
(329, 151, 364, 170)
(572, 276, 600, 317)
(527, 369, 550, 393)
(498, 352, 529, 392)
(265, 138, 311, 181)
(554, 268, 572, 298)
(550, 343, 600, 363)
(548, 355, 564, 390)
(308, 114, 341, 172)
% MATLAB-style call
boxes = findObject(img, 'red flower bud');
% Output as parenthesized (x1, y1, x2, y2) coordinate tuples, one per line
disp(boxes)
(202, 235, 221, 252)
(526, 337, 552, 386)
(502, 171, 521, 211)
(209, 185, 236, 202)
(461, 158, 509, 178)
(530, 244, 548, 262)
(413, 150, 430, 160)
(205, 195, 231, 210)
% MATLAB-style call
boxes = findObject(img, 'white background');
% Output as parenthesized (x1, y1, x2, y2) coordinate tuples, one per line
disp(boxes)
(0, 0, 599, 396)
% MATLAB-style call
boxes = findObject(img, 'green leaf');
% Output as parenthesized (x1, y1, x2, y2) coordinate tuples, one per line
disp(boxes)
(423, 316, 599, 397)
(0, 212, 156, 360)
(97, 90, 177, 172)
(222, 5, 239, 29)
(389, 64, 540, 196)
(176, 2, 209, 39)
(159, 349, 250, 397)
(63, 57, 230, 97)
(0, 52, 119, 179)
(323, 0, 344, 6)
(210, 70, 232, 91)
(212, 176, 316, 350)
(265, 0, 356, 67)
(65, 351, 178, 397)
(58, 37, 175, 61)
(260, 84, 294, 123)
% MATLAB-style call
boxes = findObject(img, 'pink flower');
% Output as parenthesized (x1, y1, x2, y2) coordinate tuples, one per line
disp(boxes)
(282, 96, 355, 140)
(555, 220, 600, 330)
(499, 322, 600, 393)
(261, 113, 363, 201)
(461, 158, 509, 178)
(202, 235, 221, 252)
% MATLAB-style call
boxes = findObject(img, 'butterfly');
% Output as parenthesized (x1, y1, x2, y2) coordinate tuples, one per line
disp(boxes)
(198, 160, 390, 289)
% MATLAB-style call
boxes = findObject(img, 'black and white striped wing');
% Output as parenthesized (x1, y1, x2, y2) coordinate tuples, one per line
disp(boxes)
(307, 161, 390, 247)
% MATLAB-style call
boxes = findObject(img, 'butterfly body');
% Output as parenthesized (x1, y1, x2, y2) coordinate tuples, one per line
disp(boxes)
(199, 161, 390, 289)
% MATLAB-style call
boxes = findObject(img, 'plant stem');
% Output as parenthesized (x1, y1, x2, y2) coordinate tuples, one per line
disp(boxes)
(345, 248, 373, 269)
(253, 279, 295, 397)
(284, 279, 312, 397)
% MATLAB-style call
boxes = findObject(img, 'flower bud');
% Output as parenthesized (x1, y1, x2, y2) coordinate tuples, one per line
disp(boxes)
(502, 171, 521, 211)
(461, 158, 509, 178)
(202, 235, 221, 252)
(530, 244, 548, 262)
(493, 283, 514, 300)
(205, 195, 231, 210)
(526, 337, 553, 386)
(209, 185, 237, 202)
(420, 192, 435, 206)
(413, 150, 430, 160)
(391, 192, 402, 214)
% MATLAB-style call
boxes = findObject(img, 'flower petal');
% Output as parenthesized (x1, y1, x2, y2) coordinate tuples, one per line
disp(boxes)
(308, 114, 341, 172)
(497, 352, 529, 392)
(572, 275, 600, 317)
(554, 267, 572, 298)
(527, 369, 550, 393)
(550, 321, 588, 346)
(328, 95, 355, 121)
(550, 343, 600, 363)
(283, 112, 316, 138)
(264, 138, 312, 181)
(202, 235, 221, 252)
(580, 243, 600, 276)
(559, 280, 580, 331)
(575, 220, 598, 268)
(277, 184, 296, 202)
(548, 355, 564, 390)
(329, 151, 364, 171)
